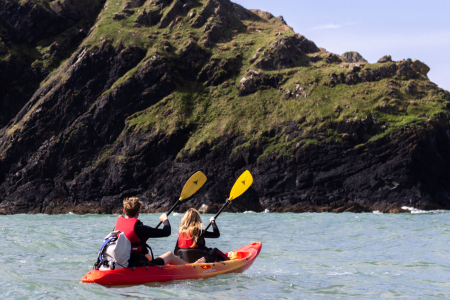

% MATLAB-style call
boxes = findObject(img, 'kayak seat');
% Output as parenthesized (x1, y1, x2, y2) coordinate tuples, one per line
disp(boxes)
(177, 249, 208, 263)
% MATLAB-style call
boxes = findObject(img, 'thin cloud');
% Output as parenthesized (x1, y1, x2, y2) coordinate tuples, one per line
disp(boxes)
(332, 31, 450, 51)
(309, 22, 357, 30)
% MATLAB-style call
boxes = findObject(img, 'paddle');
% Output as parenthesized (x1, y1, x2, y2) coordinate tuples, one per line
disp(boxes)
(204, 170, 253, 231)
(155, 171, 207, 229)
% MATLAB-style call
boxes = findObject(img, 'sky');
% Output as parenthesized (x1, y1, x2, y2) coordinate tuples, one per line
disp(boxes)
(233, 0, 450, 91)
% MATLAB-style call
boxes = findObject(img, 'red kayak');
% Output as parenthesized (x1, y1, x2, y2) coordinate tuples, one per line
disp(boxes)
(81, 242, 262, 286)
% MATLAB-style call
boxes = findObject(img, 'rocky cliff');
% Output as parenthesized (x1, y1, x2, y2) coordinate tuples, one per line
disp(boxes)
(1, 0, 450, 215)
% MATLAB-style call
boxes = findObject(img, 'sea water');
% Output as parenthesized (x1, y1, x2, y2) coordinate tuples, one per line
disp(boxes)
(1, 210, 450, 299)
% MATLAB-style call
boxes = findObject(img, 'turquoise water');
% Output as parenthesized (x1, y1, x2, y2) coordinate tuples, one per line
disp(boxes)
(1, 211, 450, 299)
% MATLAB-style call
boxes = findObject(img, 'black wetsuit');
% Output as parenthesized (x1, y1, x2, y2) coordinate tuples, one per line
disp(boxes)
(128, 219, 171, 266)
(174, 222, 229, 262)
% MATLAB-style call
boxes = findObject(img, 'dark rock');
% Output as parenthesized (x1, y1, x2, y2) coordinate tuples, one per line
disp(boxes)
(310, 55, 321, 63)
(4, 113, 450, 215)
(405, 81, 416, 95)
(0, 0, 101, 44)
(158, 0, 183, 29)
(202, 21, 224, 47)
(413, 60, 430, 76)
(238, 69, 283, 96)
(249, 9, 274, 21)
(255, 35, 318, 70)
(250, 54, 259, 63)
(136, 8, 162, 27)
(199, 56, 242, 86)
(123, 0, 146, 9)
(294, 34, 320, 54)
(0, 0, 103, 128)
(276, 15, 288, 26)
(176, 40, 210, 79)
(349, 63, 361, 72)
(234, 4, 254, 20)
(396, 60, 421, 79)
(324, 53, 342, 64)
(378, 55, 392, 63)
(192, 0, 219, 28)
(122, 9, 135, 15)
(254, 118, 450, 213)
(148, 0, 173, 9)
(345, 73, 358, 85)
(190, 1, 230, 47)
(113, 13, 126, 20)
(342, 51, 367, 63)
(48, 41, 61, 54)
(317, 61, 418, 89)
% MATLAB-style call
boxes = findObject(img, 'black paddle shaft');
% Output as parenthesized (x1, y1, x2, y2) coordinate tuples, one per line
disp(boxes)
(155, 200, 180, 229)
(204, 199, 230, 232)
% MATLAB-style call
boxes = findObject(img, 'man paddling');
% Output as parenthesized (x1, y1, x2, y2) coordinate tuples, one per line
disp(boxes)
(115, 197, 186, 266)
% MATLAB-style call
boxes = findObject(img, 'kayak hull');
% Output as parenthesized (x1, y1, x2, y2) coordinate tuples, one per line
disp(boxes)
(81, 242, 262, 286)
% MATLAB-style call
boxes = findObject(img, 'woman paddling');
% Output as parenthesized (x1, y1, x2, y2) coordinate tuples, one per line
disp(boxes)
(174, 208, 229, 263)
(115, 197, 187, 266)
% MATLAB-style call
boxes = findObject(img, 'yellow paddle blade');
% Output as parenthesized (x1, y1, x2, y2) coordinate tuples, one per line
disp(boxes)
(229, 170, 253, 201)
(179, 171, 207, 200)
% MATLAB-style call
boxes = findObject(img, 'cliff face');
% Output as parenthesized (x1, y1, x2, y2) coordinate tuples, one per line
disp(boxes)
(1, 0, 450, 214)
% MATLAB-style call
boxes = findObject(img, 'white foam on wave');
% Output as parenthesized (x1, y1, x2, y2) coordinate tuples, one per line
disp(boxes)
(373, 210, 383, 214)
(401, 206, 446, 214)
(244, 211, 255, 214)
(328, 271, 353, 276)
(173, 212, 179, 216)
(264, 209, 270, 213)
(68, 212, 74, 214)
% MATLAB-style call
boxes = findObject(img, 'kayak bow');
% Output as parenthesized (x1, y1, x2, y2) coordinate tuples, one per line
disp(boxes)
(81, 242, 262, 286)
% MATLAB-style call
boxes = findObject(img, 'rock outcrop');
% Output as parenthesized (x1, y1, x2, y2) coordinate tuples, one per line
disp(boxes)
(238, 69, 283, 96)
(324, 59, 431, 88)
(412, 60, 430, 76)
(255, 34, 318, 70)
(342, 51, 367, 63)
(378, 55, 393, 63)
(136, 8, 162, 26)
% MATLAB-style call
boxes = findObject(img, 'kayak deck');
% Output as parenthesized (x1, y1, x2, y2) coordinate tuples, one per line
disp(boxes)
(81, 242, 262, 286)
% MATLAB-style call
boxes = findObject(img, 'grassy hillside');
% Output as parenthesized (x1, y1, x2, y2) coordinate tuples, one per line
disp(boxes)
(76, 0, 449, 158)
(4, 0, 450, 158)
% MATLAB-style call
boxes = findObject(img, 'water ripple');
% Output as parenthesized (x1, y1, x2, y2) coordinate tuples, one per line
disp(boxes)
(1, 212, 450, 299)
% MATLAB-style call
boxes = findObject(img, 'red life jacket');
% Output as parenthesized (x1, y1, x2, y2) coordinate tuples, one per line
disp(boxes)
(178, 231, 205, 248)
(115, 216, 145, 253)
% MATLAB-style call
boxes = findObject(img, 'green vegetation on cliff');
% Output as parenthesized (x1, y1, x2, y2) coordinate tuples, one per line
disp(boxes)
(3, 0, 450, 158)
(83, 0, 447, 157)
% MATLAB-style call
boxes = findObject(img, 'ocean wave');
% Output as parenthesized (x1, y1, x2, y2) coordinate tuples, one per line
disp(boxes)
(401, 206, 447, 214)
(244, 211, 255, 214)
(373, 210, 383, 214)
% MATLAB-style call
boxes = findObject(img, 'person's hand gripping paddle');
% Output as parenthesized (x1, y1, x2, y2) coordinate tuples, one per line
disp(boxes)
(155, 171, 207, 228)
(204, 170, 253, 231)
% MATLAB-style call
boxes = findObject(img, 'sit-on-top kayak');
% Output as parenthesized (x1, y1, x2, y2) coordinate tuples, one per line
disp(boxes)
(81, 242, 262, 286)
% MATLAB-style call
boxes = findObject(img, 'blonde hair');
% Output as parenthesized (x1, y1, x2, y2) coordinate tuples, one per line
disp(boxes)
(179, 208, 203, 247)
(123, 197, 142, 218)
